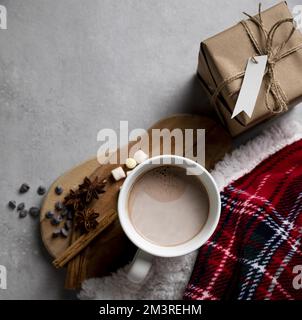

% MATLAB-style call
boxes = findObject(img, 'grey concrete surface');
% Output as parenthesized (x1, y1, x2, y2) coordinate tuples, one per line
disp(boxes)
(0, 0, 301, 299)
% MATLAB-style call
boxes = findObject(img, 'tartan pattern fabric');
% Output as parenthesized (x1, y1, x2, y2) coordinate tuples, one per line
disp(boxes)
(184, 139, 302, 300)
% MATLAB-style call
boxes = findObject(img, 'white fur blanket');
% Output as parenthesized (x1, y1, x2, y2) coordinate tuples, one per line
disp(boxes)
(79, 115, 302, 300)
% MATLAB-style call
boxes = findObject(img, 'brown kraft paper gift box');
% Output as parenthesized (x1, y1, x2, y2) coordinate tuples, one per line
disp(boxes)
(198, 2, 302, 136)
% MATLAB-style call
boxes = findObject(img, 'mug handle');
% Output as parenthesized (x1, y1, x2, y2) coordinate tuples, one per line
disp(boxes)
(127, 249, 153, 283)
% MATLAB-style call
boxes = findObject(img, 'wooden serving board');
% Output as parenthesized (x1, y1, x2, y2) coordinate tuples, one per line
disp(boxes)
(40, 114, 232, 282)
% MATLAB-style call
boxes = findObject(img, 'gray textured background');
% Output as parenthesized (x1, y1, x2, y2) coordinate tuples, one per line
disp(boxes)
(0, 0, 301, 299)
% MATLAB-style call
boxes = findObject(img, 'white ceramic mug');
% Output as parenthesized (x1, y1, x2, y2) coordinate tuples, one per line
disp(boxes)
(118, 155, 221, 283)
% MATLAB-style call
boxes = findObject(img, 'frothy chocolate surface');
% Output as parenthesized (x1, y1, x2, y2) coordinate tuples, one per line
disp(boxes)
(128, 166, 209, 246)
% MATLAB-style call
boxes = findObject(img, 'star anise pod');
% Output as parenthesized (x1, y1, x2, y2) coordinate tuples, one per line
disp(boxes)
(63, 189, 83, 211)
(79, 176, 106, 203)
(75, 208, 99, 233)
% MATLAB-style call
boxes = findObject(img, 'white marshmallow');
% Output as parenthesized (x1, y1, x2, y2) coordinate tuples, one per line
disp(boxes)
(125, 158, 137, 169)
(133, 150, 149, 164)
(111, 166, 126, 181)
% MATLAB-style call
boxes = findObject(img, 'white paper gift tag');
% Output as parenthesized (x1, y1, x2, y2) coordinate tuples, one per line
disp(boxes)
(231, 55, 268, 119)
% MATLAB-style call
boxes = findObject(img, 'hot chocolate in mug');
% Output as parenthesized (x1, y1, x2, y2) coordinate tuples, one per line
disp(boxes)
(118, 155, 221, 283)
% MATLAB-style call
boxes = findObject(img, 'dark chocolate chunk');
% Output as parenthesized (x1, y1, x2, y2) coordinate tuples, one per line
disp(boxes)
(19, 183, 30, 194)
(19, 210, 28, 218)
(55, 201, 64, 211)
(55, 186, 63, 195)
(52, 229, 61, 238)
(17, 202, 25, 211)
(45, 211, 54, 219)
(51, 216, 61, 226)
(8, 200, 16, 210)
(37, 186, 46, 195)
(29, 207, 40, 217)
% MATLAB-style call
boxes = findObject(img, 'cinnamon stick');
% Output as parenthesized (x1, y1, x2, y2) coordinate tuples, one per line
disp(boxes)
(64, 227, 82, 289)
(53, 209, 117, 268)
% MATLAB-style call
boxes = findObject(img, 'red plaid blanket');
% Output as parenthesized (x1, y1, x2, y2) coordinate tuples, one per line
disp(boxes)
(184, 139, 302, 300)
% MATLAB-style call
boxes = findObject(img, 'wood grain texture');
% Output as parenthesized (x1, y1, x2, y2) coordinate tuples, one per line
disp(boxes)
(40, 114, 232, 283)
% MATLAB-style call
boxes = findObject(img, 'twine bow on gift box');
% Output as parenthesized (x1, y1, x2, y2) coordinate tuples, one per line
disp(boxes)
(211, 3, 302, 115)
